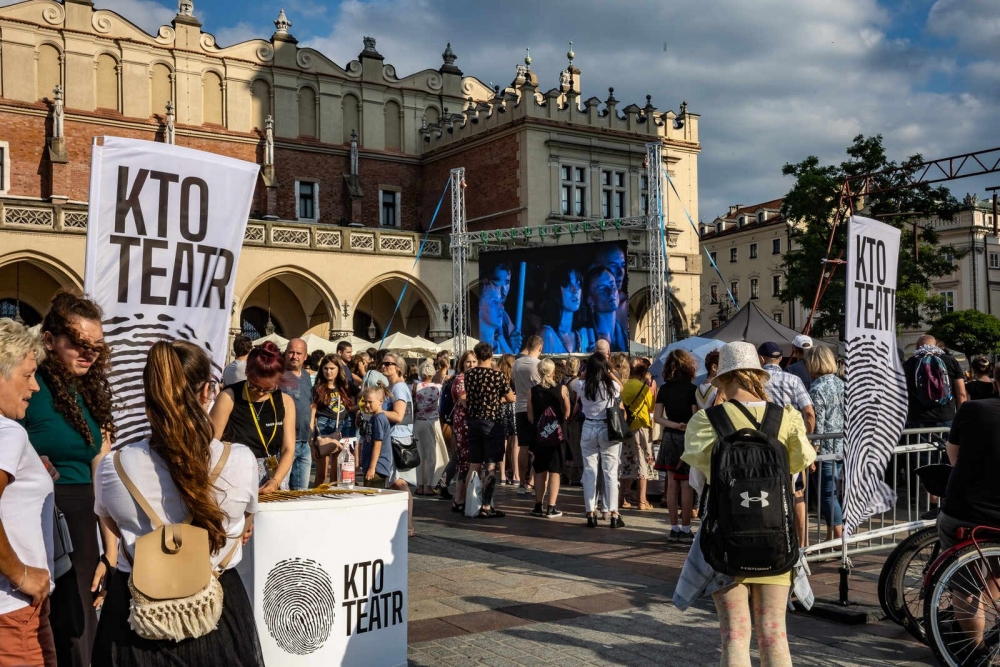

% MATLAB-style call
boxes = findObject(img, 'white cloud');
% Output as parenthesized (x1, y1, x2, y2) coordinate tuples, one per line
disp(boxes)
(295, 0, 1000, 219)
(212, 21, 260, 47)
(93, 0, 174, 35)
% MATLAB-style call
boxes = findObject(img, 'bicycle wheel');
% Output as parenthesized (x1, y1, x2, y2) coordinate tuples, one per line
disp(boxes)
(923, 542, 1000, 666)
(880, 530, 927, 624)
(891, 527, 940, 642)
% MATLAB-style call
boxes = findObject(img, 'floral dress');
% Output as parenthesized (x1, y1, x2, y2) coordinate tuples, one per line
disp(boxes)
(452, 374, 471, 477)
(809, 373, 845, 456)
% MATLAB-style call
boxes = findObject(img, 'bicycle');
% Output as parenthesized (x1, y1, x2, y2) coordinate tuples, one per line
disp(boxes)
(876, 463, 949, 642)
(922, 525, 1000, 666)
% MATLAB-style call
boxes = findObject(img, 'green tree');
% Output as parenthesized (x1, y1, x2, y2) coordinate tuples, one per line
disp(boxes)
(929, 310, 1000, 358)
(780, 134, 960, 338)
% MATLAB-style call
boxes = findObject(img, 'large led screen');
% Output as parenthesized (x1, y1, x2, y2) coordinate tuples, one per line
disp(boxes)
(478, 241, 629, 355)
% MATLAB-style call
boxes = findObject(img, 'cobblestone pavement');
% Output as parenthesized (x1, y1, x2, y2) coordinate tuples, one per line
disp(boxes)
(405, 483, 936, 666)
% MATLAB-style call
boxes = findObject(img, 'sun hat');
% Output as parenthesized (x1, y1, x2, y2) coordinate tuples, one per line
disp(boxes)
(713, 341, 770, 386)
(757, 341, 782, 359)
(792, 334, 814, 350)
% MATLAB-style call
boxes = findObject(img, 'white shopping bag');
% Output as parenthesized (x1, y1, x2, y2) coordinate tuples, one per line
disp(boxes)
(465, 472, 483, 517)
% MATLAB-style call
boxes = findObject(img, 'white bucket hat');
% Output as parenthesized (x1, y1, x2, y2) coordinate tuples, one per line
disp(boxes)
(712, 341, 770, 387)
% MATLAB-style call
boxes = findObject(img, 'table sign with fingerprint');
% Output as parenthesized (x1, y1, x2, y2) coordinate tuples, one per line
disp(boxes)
(238, 490, 408, 666)
(83, 137, 259, 446)
(843, 215, 908, 538)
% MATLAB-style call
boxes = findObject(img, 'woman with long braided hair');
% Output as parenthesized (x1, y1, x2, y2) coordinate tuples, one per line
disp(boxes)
(21, 291, 117, 666)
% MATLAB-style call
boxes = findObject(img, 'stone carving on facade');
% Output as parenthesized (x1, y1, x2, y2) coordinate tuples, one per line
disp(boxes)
(165, 100, 175, 145)
(178, 0, 194, 17)
(273, 9, 291, 34)
(350, 130, 359, 176)
(264, 115, 274, 165)
(52, 85, 64, 139)
(360, 36, 382, 60)
(964, 192, 979, 207)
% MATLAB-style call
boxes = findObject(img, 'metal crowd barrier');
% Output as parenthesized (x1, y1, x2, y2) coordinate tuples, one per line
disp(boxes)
(801, 427, 949, 564)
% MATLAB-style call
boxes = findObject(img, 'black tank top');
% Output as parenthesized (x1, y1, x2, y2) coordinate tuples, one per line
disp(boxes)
(223, 381, 285, 459)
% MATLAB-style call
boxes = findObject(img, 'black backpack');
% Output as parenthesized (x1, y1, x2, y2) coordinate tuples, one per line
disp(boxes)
(439, 377, 456, 425)
(700, 401, 798, 577)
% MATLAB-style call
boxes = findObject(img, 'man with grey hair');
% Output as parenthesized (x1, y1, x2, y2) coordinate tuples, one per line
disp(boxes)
(283, 338, 314, 490)
(595, 339, 611, 358)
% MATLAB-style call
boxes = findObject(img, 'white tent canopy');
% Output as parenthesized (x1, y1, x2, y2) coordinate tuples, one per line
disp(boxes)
(299, 333, 338, 355)
(437, 335, 479, 353)
(331, 335, 375, 352)
(252, 332, 289, 350)
(377, 332, 441, 355)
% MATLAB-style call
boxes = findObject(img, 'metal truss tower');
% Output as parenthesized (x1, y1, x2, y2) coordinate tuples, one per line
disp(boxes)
(646, 141, 668, 350)
(449, 167, 469, 355)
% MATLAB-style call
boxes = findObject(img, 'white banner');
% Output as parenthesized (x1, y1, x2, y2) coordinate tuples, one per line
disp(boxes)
(84, 137, 259, 447)
(842, 215, 909, 537)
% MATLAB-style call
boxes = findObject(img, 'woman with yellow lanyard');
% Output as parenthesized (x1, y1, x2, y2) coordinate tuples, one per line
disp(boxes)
(210, 342, 296, 492)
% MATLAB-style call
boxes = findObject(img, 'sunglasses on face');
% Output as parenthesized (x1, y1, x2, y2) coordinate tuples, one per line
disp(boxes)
(248, 380, 278, 394)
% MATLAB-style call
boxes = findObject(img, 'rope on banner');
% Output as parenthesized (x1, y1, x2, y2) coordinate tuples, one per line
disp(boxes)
(661, 166, 738, 309)
(377, 178, 452, 348)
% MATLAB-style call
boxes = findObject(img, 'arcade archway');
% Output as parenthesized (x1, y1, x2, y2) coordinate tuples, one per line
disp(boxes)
(353, 274, 437, 341)
(0, 254, 82, 326)
(629, 287, 687, 348)
(240, 270, 336, 340)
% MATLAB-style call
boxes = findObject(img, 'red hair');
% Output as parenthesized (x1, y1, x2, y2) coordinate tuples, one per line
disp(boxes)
(246, 341, 284, 382)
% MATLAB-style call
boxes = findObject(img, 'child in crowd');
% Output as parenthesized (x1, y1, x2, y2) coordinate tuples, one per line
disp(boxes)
(357, 386, 393, 488)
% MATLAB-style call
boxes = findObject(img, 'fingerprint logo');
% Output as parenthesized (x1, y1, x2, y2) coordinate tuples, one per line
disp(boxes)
(262, 558, 336, 655)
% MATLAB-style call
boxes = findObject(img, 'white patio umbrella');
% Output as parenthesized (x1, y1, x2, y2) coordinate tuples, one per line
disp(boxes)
(377, 332, 441, 355)
(438, 335, 479, 352)
(252, 332, 288, 350)
(331, 335, 376, 352)
(299, 333, 338, 354)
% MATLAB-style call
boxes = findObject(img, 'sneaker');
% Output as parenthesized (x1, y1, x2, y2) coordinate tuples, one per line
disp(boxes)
(530, 503, 545, 517)
(920, 506, 940, 520)
(546, 506, 563, 518)
(678, 530, 694, 544)
(517, 485, 528, 496)
(668, 529, 682, 543)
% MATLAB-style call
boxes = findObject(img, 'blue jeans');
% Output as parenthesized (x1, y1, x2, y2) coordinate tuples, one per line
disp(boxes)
(315, 414, 356, 439)
(289, 440, 312, 490)
(820, 460, 843, 528)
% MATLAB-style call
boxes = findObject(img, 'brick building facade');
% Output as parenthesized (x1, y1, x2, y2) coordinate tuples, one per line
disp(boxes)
(0, 0, 702, 347)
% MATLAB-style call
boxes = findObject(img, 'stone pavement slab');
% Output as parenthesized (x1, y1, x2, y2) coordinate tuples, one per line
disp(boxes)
(405, 482, 938, 666)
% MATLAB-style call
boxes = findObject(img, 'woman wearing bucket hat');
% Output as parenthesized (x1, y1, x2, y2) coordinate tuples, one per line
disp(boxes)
(681, 341, 815, 667)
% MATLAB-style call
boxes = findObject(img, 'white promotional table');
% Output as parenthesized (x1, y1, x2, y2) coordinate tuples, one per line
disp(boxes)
(237, 489, 408, 667)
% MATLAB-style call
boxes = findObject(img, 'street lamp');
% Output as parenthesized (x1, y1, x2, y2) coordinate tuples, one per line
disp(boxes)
(367, 290, 377, 340)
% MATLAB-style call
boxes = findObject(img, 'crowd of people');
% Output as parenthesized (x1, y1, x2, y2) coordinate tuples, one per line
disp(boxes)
(6, 284, 1000, 666)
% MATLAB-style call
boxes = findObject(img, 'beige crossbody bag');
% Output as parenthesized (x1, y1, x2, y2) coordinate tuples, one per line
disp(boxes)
(113, 443, 238, 642)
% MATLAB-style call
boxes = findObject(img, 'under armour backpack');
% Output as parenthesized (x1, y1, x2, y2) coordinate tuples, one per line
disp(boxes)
(700, 401, 798, 577)
(914, 353, 953, 407)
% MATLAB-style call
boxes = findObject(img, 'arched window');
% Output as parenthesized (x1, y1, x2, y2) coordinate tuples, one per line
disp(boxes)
(202, 71, 223, 125)
(96, 54, 119, 111)
(757, 211, 765, 223)
(150, 63, 173, 117)
(343, 93, 360, 144)
(36, 44, 61, 101)
(424, 106, 440, 126)
(251, 79, 271, 130)
(384, 100, 401, 151)
(298, 86, 316, 138)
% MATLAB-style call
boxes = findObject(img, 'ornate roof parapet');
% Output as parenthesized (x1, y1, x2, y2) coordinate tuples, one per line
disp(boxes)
(360, 36, 383, 61)
(272, 9, 294, 41)
(440, 42, 461, 75)
(174, 0, 200, 27)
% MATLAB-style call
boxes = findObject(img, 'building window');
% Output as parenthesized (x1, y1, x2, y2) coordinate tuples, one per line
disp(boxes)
(750, 278, 759, 300)
(991, 252, 1000, 270)
(758, 211, 765, 223)
(730, 281, 740, 303)
(640, 174, 648, 214)
(711, 319, 719, 330)
(0, 142, 8, 194)
(729, 247, 738, 263)
(939, 290, 956, 313)
(749, 243, 758, 259)
(772, 238, 781, 254)
(772, 274, 782, 297)
(561, 165, 587, 216)
(710, 251, 717, 264)
(710, 284, 719, 304)
(380, 189, 401, 227)
(601, 169, 627, 218)
(773, 312, 782, 324)
(296, 181, 318, 221)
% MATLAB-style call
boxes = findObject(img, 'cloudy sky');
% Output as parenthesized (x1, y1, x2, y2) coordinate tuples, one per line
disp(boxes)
(76, 0, 1000, 218)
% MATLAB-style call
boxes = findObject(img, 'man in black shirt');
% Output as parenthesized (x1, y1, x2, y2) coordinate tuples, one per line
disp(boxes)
(464, 342, 515, 517)
(938, 397, 1000, 652)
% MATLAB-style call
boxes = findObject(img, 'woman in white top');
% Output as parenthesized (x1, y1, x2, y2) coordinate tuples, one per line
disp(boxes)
(572, 353, 625, 529)
(0, 319, 56, 666)
(92, 341, 263, 666)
